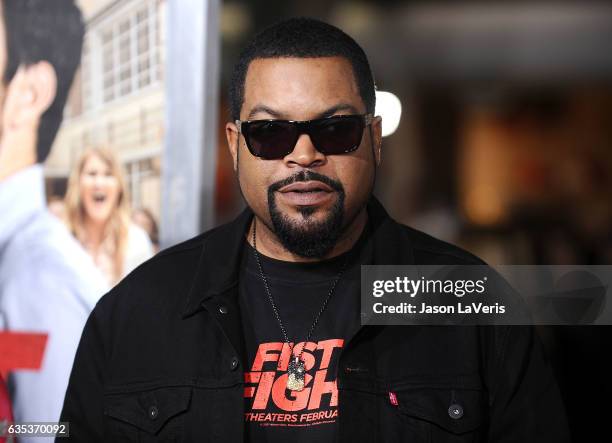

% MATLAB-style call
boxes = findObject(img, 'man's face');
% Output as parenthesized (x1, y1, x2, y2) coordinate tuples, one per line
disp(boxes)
(227, 56, 381, 258)
(0, 2, 58, 182)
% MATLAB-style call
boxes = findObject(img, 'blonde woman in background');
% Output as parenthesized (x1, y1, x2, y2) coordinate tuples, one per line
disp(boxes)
(65, 147, 154, 287)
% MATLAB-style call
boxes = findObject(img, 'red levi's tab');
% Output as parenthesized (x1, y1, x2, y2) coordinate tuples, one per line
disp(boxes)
(388, 391, 398, 406)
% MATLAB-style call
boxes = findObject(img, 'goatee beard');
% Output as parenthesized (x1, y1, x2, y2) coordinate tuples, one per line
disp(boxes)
(267, 170, 345, 259)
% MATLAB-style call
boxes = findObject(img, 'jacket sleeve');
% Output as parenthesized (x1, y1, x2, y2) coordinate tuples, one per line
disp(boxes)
(485, 325, 570, 442)
(57, 300, 108, 443)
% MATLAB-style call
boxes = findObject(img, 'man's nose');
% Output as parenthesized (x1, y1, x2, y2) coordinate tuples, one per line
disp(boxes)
(283, 134, 326, 168)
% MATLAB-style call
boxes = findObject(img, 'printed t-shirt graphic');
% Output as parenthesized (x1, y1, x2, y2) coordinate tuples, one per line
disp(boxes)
(238, 235, 365, 442)
(244, 338, 344, 426)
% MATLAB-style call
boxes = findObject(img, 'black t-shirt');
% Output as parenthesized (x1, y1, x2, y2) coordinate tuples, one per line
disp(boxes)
(238, 227, 368, 443)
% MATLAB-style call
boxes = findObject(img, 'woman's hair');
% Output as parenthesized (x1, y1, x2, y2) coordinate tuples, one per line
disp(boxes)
(65, 147, 131, 283)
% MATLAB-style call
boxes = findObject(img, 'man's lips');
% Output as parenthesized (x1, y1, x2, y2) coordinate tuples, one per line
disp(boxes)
(276, 181, 335, 206)
(278, 181, 333, 193)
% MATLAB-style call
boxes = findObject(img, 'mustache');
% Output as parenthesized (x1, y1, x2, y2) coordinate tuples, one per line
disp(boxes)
(268, 170, 344, 194)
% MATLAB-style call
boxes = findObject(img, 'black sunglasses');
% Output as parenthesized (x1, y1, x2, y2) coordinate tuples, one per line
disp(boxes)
(236, 114, 373, 160)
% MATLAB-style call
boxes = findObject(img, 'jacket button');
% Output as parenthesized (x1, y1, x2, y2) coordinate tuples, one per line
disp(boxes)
(219, 305, 228, 314)
(230, 357, 239, 371)
(448, 403, 464, 419)
(148, 405, 159, 420)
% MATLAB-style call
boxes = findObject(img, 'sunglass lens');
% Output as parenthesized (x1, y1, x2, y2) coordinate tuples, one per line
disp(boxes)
(245, 121, 297, 159)
(311, 116, 364, 154)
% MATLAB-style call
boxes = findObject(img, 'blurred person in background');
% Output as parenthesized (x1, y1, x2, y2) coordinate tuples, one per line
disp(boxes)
(65, 147, 154, 287)
(0, 0, 107, 435)
(132, 207, 160, 253)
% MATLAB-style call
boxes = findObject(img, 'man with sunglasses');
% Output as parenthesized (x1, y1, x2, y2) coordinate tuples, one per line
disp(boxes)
(60, 17, 569, 442)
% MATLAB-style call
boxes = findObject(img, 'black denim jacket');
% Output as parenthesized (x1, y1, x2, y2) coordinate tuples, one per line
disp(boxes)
(59, 197, 570, 442)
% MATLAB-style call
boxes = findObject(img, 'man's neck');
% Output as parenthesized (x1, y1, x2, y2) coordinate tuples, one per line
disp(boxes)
(247, 208, 368, 263)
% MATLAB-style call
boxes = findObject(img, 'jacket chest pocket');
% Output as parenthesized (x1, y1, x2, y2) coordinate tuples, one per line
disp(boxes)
(103, 386, 192, 442)
(386, 385, 487, 443)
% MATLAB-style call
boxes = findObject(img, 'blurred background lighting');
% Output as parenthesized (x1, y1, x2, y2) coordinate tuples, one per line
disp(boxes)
(375, 90, 402, 137)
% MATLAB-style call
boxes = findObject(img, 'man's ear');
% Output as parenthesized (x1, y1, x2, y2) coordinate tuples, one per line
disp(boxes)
(225, 121, 240, 171)
(371, 115, 383, 166)
(2, 62, 57, 131)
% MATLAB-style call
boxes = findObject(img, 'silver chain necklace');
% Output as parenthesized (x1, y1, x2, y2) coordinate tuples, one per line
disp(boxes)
(251, 218, 348, 391)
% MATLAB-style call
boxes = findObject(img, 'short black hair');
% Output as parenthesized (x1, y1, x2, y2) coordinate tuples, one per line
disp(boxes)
(229, 17, 376, 121)
(2, 0, 85, 162)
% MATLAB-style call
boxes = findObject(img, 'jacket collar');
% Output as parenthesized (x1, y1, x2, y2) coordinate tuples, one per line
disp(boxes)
(182, 195, 414, 317)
